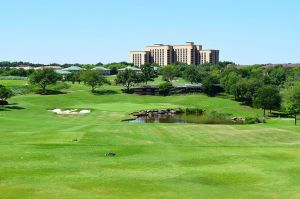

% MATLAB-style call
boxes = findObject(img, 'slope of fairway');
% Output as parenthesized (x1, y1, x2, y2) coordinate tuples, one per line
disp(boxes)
(0, 80, 300, 199)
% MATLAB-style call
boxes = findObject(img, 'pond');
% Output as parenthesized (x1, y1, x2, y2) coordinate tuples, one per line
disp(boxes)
(127, 113, 243, 125)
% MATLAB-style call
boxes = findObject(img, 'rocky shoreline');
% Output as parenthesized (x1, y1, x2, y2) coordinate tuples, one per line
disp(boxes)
(129, 108, 245, 124)
(131, 108, 183, 117)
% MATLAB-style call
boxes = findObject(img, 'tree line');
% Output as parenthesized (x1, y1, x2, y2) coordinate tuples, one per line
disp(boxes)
(1, 62, 300, 124)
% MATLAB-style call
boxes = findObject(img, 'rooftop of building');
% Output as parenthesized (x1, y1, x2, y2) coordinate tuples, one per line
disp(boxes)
(130, 51, 149, 53)
(61, 66, 85, 71)
(92, 66, 110, 71)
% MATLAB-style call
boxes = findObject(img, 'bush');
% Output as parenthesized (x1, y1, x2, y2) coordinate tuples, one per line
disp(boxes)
(185, 107, 204, 115)
(245, 116, 266, 124)
(201, 110, 234, 124)
(0, 85, 13, 104)
(158, 82, 173, 96)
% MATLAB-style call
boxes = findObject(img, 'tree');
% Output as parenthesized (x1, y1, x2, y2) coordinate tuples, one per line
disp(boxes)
(232, 78, 264, 105)
(172, 62, 188, 77)
(67, 72, 81, 84)
(80, 70, 110, 92)
(0, 85, 13, 105)
(95, 62, 103, 66)
(183, 65, 203, 84)
(218, 61, 235, 69)
(265, 66, 287, 85)
(29, 69, 60, 94)
(253, 85, 281, 116)
(284, 82, 300, 125)
(104, 62, 133, 75)
(220, 69, 241, 96)
(161, 65, 177, 83)
(201, 74, 219, 96)
(115, 69, 140, 92)
(158, 82, 173, 96)
(140, 64, 157, 84)
(82, 64, 95, 70)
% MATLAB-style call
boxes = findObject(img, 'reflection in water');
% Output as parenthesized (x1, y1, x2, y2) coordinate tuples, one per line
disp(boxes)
(128, 114, 219, 124)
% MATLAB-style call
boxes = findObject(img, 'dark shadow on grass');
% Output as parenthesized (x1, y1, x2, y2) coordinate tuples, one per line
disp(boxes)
(0, 102, 25, 111)
(268, 112, 294, 118)
(0, 107, 10, 111)
(36, 90, 67, 95)
(5, 106, 25, 110)
(92, 90, 118, 95)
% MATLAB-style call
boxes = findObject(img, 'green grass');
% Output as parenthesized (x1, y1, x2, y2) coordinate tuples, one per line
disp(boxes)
(0, 79, 300, 199)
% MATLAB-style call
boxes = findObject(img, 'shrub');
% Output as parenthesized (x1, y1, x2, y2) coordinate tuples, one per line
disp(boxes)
(158, 82, 173, 96)
(185, 107, 204, 115)
(245, 116, 266, 124)
(0, 85, 13, 104)
(201, 110, 233, 124)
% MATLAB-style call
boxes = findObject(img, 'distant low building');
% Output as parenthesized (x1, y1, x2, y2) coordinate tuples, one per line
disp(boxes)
(35, 65, 62, 70)
(15, 65, 35, 70)
(118, 66, 142, 73)
(62, 66, 85, 72)
(92, 66, 111, 75)
(55, 70, 71, 75)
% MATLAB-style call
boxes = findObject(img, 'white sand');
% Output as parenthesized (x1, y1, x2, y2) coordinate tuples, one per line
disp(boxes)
(50, 109, 90, 115)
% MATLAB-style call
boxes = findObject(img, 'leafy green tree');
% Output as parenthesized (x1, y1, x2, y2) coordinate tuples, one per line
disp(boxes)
(218, 61, 235, 69)
(161, 65, 177, 83)
(265, 66, 287, 85)
(201, 74, 219, 96)
(0, 85, 13, 105)
(115, 69, 140, 92)
(183, 65, 203, 84)
(253, 85, 281, 116)
(80, 70, 110, 92)
(158, 82, 173, 96)
(140, 64, 157, 84)
(82, 64, 95, 70)
(284, 82, 300, 125)
(95, 62, 103, 66)
(29, 69, 60, 94)
(232, 78, 264, 104)
(104, 62, 133, 75)
(172, 62, 188, 77)
(220, 69, 241, 97)
(67, 72, 81, 84)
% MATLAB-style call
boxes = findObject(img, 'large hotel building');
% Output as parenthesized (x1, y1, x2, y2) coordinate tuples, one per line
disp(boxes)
(129, 42, 219, 67)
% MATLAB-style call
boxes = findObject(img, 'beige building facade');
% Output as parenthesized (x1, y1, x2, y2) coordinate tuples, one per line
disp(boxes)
(200, 50, 219, 65)
(144, 44, 173, 66)
(130, 42, 219, 67)
(173, 42, 202, 65)
(129, 51, 150, 67)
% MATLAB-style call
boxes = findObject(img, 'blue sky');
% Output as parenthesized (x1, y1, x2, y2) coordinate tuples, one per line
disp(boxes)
(0, 0, 299, 65)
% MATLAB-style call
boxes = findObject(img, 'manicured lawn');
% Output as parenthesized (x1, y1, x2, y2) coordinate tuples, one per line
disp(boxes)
(0, 79, 300, 199)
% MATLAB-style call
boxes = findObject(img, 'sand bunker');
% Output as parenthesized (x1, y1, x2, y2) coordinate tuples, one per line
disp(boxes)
(51, 109, 91, 115)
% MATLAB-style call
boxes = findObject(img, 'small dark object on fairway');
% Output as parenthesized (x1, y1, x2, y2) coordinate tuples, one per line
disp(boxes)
(72, 138, 78, 142)
(105, 152, 116, 157)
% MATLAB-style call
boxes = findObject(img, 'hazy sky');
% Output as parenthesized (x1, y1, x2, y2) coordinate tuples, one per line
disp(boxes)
(0, 0, 299, 65)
